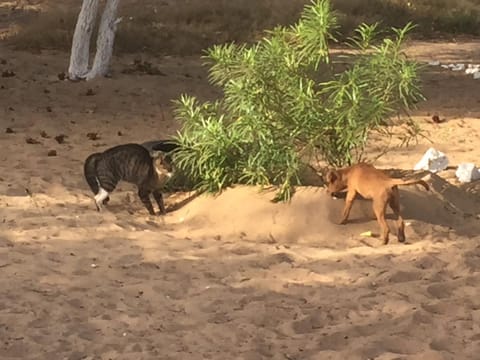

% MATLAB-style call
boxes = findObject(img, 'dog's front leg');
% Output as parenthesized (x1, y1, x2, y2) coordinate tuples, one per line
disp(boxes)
(339, 190, 356, 225)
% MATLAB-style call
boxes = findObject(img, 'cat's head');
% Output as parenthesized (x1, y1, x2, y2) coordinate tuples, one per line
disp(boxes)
(151, 150, 174, 179)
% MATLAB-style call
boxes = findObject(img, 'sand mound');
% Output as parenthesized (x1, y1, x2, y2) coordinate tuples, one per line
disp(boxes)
(169, 176, 480, 247)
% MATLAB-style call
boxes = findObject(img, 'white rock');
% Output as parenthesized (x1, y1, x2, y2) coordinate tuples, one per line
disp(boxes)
(414, 147, 449, 173)
(465, 64, 480, 74)
(474, 72, 480, 80)
(455, 163, 480, 183)
(428, 60, 440, 66)
(441, 64, 450, 69)
(451, 63, 465, 71)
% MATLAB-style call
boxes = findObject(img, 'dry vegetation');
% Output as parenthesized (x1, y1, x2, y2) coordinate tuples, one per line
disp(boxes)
(2, 0, 480, 55)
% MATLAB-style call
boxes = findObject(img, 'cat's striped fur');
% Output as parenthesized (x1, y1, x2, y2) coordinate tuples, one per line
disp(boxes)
(83, 143, 174, 215)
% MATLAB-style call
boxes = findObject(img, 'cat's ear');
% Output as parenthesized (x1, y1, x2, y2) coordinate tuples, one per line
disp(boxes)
(152, 151, 174, 171)
(150, 150, 163, 159)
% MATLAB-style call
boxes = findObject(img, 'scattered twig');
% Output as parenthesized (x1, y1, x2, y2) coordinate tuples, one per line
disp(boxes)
(25, 137, 41, 144)
(54, 134, 67, 144)
(87, 132, 100, 140)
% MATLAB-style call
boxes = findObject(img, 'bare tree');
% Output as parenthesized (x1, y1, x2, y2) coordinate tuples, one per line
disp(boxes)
(68, 0, 99, 79)
(68, 0, 121, 81)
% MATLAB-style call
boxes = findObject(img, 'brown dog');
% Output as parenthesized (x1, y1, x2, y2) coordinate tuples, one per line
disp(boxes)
(325, 163, 430, 244)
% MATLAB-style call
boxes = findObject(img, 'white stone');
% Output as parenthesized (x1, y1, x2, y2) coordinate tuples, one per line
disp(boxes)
(414, 147, 449, 173)
(451, 63, 465, 71)
(456, 163, 480, 183)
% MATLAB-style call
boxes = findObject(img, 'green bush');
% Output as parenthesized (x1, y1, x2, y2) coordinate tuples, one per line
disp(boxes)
(172, 0, 424, 201)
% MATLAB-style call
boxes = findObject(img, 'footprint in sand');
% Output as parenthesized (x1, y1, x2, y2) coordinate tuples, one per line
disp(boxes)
(207, 311, 233, 324)
(112, 253, 144, 267)
(27, 315, 51, 329)
(228, 246, 257, 256)
(411, 309, 435, 324)
(388, 270, 423, 283)
(464, 246, 480, 272)
(421, 301, 454, 315)
(408, 349, 454, 360)
(121, 261, 161, 280)
(426, 282, 455, 299)
(1, 341, 32, 358)
(414, 254, 448, 270)
(429, 337, 460, 354)
(361, 337, 426, 358)
(65, 298, 85, 309)
(248, 252, 296, 269)
(291, 313, 328, 334)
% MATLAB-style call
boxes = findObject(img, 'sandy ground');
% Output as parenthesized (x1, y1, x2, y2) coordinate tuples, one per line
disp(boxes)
(1, 38, 480, 359)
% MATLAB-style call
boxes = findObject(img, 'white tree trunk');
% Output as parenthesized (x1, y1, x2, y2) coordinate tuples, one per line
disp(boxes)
(86, 0, 121, 80)
(68, 0, 121, 81)
(68, 0, 100, 80)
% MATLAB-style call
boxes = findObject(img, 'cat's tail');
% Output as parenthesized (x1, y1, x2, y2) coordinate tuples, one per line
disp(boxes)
(84, 152, 101, 194)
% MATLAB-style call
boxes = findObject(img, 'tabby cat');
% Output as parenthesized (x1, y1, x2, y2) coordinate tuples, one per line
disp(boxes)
(83, 143, 174, 215)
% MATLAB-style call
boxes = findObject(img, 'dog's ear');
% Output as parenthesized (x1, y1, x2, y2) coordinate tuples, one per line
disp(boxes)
(325, 169, 338, 184)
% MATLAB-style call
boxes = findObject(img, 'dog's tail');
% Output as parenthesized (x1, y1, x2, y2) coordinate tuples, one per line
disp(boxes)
(84, 152, 101, 194)
(390, 177, 430, 191)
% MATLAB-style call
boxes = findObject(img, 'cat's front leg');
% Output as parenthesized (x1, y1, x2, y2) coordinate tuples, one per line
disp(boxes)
(152, 190, 166, 215)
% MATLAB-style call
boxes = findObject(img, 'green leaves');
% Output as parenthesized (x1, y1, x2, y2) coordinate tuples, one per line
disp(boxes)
(349, 23, 381, 50)
(294, 0, 338, 68)
(172, 0, 424, 201)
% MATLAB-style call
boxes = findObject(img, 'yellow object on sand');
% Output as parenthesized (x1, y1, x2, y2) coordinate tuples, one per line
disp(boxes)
(360, 231, 373, 237)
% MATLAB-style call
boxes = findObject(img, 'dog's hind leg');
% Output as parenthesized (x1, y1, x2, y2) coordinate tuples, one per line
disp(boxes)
(373, 196, 390, 244)
(339, 189, 357, 225)
(389, 187, 405, 243)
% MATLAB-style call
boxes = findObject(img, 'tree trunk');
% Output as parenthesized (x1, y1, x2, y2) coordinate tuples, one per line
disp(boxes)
(68, 0, 100, 80)
(68, 0, 121, 81)
(86, 0, 121, 80)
